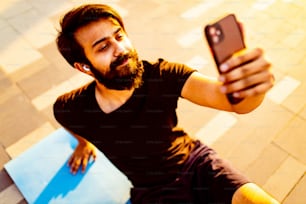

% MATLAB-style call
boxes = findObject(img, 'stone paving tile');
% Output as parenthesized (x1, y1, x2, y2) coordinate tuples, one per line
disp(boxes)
(282, 82, 306, 115)
(274, 116, 306, 165)
(41, 105, 62, 129)
(8, 58, 50, 83)
(38, 42, 77, 74)
(0, 25, 43, 74)
(0, 145, 10, 169)
(30, 72, 92, 111)
(126, 16, 199, 63)
(300, 105, 306, 120)
(177, 98, 219, 136)
(273, 46, 305, 74)
(263, 156, 305, 202)
(265, 45, 294, 74)
(0, 85, 46, 148)
(0, 184, 24, 204)
(219, 99, 294, 170)
(7, 9, 57, 49)
(267, 75, 301, 105)
(209, 119, 256, 159)
(0, 82, 20, 105)
(0, 17, 7, 29)
(244, 143, 288, 186)
(277, 48, 306, 76)
(17, 199, 28, 204)
(6, 122, 55, 159)
(29, 0, 73, 18)
(283, 59, 306, 113)
(195, 112, 238, 146)
(0, 69, 13, 91)
(283, 173, 306, 204)
(0, 0, 33, 19)
(282, 30, 306, 53)
(0, 169, 13, 193)
(288, 57, 306, 82)
(16, 60, 77, 100)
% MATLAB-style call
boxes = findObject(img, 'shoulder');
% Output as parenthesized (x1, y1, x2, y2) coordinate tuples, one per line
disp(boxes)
(143, 58, 196, 78)
(141, 59, 197, 96)
(53, 81, 95, 111)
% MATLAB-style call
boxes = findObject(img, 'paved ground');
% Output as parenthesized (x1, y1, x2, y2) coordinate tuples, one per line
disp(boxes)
(1, 0, 306, 203)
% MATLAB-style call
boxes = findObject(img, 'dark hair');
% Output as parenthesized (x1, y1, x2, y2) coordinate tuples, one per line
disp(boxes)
(56, 4, 125, 67)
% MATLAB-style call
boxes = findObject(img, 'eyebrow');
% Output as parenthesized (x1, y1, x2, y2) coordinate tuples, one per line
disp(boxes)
(92, 27, 122, 48)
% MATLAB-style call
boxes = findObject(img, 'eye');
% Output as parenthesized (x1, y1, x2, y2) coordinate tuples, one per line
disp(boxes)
(98, 43, 109, 52)
(116, 35, 122, 41)
(117, 35, 123, 40)
(116, 32, 125, 41)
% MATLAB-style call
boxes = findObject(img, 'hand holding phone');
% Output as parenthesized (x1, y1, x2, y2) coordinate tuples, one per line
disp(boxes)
(205, 14, 245, 104)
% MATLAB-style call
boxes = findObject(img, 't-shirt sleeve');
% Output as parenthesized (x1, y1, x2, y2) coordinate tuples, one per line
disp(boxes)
(53, 87, 85, 133)
(158, 58, 197, 97)
(52, 82, 97, 139)
(53, 94, 75, 130)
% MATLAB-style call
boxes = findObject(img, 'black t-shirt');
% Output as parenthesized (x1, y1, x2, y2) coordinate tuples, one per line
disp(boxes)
(53, 59, 197, 187)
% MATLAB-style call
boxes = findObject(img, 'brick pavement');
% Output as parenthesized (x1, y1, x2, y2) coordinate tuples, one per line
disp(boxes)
(0, 0, 305, 203)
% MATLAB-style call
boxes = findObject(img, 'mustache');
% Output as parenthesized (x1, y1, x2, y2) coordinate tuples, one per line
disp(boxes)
(110, 53, 131, 70)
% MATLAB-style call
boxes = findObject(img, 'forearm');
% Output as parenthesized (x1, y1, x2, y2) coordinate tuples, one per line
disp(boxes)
(65, 128, 90, 145)
(73, 134, 88, 145)
(231, 93, 265, 114)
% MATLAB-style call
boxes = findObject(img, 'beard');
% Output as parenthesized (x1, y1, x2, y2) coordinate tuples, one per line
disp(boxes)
(90, 49, 144, 90)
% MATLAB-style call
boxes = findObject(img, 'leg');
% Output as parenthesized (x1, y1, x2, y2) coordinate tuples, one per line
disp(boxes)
(232, 183, 279, 204)
(189, 143, 250, 203)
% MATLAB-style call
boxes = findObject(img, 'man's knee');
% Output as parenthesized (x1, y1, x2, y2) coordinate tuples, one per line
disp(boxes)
(232, 183, 279, 204)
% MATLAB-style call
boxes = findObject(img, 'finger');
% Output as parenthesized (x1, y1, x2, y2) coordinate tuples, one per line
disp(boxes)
(221, 70, 272, 95)
(91, 149, 97, 161)
(220, 48, 263, 72)
(68, 154, 77, 167)
(70, 158, 81, 174)
(233, 80, 274, 98)
(68, 156, 73, 167)
(81, 157, 88, 173)
(219, 55, 271, 83)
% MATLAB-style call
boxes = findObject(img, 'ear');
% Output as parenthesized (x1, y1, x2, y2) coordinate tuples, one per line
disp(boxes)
(74, 62, 91, 74)
(74, 62, 84, 72)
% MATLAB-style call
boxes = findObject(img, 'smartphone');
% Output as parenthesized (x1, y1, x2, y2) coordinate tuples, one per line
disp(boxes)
(204, 14, 245, 104)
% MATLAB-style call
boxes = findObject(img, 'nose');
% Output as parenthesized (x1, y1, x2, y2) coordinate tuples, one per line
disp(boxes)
(113, 41, 126, 57)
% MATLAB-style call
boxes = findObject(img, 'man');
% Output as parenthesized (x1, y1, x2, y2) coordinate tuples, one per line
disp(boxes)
(53, 4, 279, 204)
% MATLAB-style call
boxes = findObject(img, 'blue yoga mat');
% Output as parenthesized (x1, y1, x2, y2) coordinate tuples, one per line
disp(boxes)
(5, 128, 132, 204)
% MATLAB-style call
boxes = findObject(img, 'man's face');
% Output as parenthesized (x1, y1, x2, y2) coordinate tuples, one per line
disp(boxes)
(74, 18, 143, 90)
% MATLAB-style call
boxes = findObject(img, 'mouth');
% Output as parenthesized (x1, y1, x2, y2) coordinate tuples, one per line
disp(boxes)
(111, 54, 130, 69)
(119, 57, 129, 66)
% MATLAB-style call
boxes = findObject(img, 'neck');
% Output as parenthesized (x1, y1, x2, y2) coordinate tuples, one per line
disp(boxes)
(95, 81, 135, 114)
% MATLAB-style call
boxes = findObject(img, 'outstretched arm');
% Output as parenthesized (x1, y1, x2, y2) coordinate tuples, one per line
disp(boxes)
(181, 48, 274, 114)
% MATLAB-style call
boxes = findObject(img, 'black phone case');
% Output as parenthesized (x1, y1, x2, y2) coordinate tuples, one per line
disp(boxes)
(205, 14, 245, 104)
